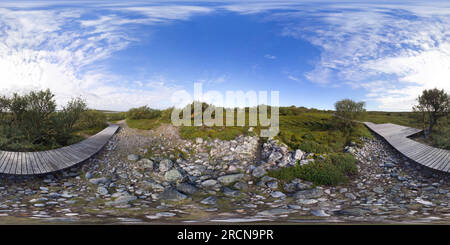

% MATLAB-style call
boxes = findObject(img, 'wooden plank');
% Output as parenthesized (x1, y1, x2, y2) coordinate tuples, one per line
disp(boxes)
(67, 144, 91, 161)
(14, 152, 22, 175)
(39, 151, 59, 172)
(0, 151, 8, 171)
(440, 157, 450, 172)
(401, 142, 428, 154)
(35, 151, 52, 174)
(7, 152, 18, 174)
(44, 150, 66, 171)
(54, 148, 78, 165)
(28, 152, 41, 174)
(48, 150, 71, 170)
(21, 152, 31, 175)
(59, 147, 83, 165)
(0, 152, 12, 173)
(404, 146, 431, 160)
(414, 147, 442, 165)
(433, 152, 450, 171)
(365, 122, 449, 173)
(428, 150, 449, 170)
(0, 125, 119, 175)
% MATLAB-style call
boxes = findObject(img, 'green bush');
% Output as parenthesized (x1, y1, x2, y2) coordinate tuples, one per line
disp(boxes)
(76, 110, 108, 130)
(432, 124, 450, 150)
(268, 153, 358, 186)
(53, 97, 87, 144)
(106, 112, 127, 122)
(127, 106, 161, 120)
(0, 89, 101, 151)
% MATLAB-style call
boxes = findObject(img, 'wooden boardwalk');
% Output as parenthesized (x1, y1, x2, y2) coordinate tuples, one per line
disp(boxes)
(364, 122, 450, 173)
(0, 125, 119, 175)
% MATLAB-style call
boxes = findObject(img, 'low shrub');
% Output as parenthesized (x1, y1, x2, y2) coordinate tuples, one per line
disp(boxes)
(268, 153, 358, 186)
(76, 110, 108, 130)
(432, 126, 450, 150)
(106, 112, 127, 122)
(0, 89, 107, 151)
(127, 106, 161, 120)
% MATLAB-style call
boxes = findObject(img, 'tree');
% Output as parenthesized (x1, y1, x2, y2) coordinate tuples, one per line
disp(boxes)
(53, 97, 87, 144)
(413, 88, 450, 138)
(334, 99, 366, 128)
(0, 95, 10, 122)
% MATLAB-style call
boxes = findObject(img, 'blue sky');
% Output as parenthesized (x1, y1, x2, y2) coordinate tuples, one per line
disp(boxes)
(0, 1, 449, 111)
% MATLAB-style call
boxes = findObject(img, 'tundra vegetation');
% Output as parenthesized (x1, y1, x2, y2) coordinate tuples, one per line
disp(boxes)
(118, 100, 369, 186)
(0, 89, 107, 152)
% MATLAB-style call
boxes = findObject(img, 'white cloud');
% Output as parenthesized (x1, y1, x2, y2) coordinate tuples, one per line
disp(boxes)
(3, 1, 450, 111)
(0, 3, 212, 110)
(287, 75, 299, 82)
(256, 1, 450, 111)
(264, 54, 276, 59)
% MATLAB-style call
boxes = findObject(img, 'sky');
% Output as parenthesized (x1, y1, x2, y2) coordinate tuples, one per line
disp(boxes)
(0, 0, 450, 111)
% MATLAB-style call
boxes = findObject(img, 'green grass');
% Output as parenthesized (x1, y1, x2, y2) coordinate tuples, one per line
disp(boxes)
(364, 111, 421, 128)
(268, 153, 358, 186)
(125, 118, 167, 130)
(277, 112, 372, 153)
(180, 125, 253, 141)
(74, 126, 105, 137)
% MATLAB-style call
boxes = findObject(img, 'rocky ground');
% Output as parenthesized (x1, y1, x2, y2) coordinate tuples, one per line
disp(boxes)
(0, 122, 448, 224)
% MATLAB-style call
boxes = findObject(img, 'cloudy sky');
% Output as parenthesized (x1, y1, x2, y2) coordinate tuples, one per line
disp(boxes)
(1, 0, 449, 111)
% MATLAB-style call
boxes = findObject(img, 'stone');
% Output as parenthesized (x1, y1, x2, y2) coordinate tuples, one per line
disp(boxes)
(143, 180, 164, 191)
(299, 159, 314, 166)
(106, 194, 137, 206)
(345, 193, 357, 200)
(48, 192, 61, 198)
(283, 183, 297, 193)
(89, 177, 109, 185)
(196, 138, 204, 144)
(415, 198, 434, 206)
(223, 187, 240, 197)
(176, 183, 198, 195)
(200, 196, 218, 205)
(97, 186, 109, 195)
(296, 199, 318, 205)
(373, 187, 385, 194)
(159, 159, 173, 172)
(217, 173, 244, 185)
(85, 172, 93, 179)
(293, 149, 304, 160)
(159, 188, 187, 201)
(164, 169, 183, 182)
(252, 166, 267, 178)
(294, 188, 323, 199)
(270, 191, 286, 198)
(138, 159, 154, 170)
(258, 208, 292, 216)
(311, 210, 330, 217)
(201, 179, 218, 188)
(260, 176, 276, 183)
(156, 212, 177, 217)
(127, 154, 140, 161)
(268, 151, 283, 162)
(334, 208, 368, 216)
(266, 181, 278, 190)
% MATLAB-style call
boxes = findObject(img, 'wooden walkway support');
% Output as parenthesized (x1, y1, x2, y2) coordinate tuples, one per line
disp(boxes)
(0, 125, 119, 175)
(364, 122, 450, 173)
